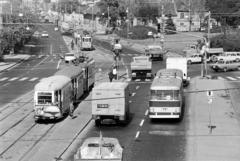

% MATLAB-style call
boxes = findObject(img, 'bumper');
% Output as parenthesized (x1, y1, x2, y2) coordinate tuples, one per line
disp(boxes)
(149, 112, 180, 119)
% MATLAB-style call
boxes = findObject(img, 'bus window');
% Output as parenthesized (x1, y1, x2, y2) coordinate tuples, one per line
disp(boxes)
(150, 90, 179, 100)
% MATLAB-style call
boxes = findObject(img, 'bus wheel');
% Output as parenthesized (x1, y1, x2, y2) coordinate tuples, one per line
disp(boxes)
(95, 119, 101, 126)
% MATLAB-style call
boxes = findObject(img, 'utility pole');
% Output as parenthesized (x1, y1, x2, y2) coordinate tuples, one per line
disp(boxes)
(205, 11, 211, 76)
(107, 6, 109, 27)
(126, 7, 129, 39)
(91, 0, 94, 34)
(189, 0, 191, 31)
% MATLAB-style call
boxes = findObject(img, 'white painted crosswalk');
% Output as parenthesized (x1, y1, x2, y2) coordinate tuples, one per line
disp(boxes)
(217, 76, 240, 81)
(0, 77, 39, 82)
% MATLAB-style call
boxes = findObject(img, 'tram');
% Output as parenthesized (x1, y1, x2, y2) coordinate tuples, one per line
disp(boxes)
(34, 58, 95, 121)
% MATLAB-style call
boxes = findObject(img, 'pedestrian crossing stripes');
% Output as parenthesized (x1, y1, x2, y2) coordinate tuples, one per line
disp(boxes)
(0, 77, 39, 82)
(217, 76, 240, 81)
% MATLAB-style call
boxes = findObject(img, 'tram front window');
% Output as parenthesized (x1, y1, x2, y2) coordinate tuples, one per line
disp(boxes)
(37, 92, 52, 104)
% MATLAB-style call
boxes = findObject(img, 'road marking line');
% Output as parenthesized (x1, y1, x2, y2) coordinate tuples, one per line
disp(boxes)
(145, 110, 149, 116)
(139, 120, 145, 127)
(29, 77, 38, 81)
(0, 77, 8, 81)
(3, 83, 9, 87)
(131, 93, 136, 96)
(226, 76, 237, 81)
(136, 86, 140, 90)
(9, 77, 19, 81)
(129, 100, 132, 103)
(237, 76, 240, 79)
(135, 131, 140, 140)
(218, 76, 225, 80)
(19, 77, 28, 81)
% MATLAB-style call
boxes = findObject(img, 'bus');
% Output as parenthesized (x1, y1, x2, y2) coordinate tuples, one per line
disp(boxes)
(34, 59, 95, 121)
(149, 69, 184, 120)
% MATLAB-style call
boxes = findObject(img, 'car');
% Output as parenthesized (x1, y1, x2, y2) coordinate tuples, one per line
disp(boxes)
(64, 52, 76, 63)
(74, 136, 123, 161)
(145, 45, 164, 61)
(41, 31, 49, 38)
(216, 52, 240, 62)
(186, 54, 203, 64)
(33, 31, 41, 38)
(210, 59, 240, 72)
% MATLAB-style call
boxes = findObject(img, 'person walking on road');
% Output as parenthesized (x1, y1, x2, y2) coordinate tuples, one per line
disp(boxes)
(69, 101, 75, 119)
(71, 40, 74, 50)
(108, 70, 114, 82)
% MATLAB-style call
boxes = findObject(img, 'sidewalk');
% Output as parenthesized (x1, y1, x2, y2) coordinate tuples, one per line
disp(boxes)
(186, 77, 240, 161)
(0, 54, 31, 72)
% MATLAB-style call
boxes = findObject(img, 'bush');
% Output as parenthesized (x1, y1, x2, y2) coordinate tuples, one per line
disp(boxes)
(210, 33, 240, 51)
(115, 25, 157, 39)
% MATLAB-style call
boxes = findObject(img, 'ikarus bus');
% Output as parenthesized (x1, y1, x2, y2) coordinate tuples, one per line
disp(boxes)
(149, 69, 184, 120)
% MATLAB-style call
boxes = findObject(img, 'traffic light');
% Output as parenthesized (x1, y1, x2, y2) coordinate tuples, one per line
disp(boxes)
(157, 23, 161, 33)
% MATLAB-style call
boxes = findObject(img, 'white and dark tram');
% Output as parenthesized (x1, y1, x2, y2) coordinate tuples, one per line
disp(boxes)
(34, 58, 95, 121)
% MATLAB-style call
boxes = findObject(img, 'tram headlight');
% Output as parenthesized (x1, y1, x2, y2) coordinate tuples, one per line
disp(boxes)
(132, 73, 136, 77)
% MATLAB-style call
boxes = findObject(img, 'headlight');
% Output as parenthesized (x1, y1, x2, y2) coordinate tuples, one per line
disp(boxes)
(132, 73, 136, 77)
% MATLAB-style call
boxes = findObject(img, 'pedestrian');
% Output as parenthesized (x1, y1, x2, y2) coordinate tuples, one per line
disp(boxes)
(108, 70, 114, 82)
(112, 66, 117, 80)
(69, 101, 75, 119)
(71, 40, 74, 50)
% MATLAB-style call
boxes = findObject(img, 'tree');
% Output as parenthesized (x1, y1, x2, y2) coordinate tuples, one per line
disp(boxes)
(164, 14, 176, 34)
(97, 0, 127, 27)
(58, 0, 80, 14)
(205, 0, 240, 27)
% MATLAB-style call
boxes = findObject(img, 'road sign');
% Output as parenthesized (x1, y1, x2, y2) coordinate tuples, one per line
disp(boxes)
(207, 91, 213, 97)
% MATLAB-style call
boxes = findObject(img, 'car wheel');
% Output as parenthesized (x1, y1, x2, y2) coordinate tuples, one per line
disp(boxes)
(236, 58, 240, 62)
(223, 67, 227, 72)
(187, 60, 192, 64)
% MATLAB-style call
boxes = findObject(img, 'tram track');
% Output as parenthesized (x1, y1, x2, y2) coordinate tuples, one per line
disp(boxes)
(54, 118, 92, 161)
(0, 98, 33, 122)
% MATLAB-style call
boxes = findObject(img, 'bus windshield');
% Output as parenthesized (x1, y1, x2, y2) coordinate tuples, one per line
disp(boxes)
(150, 90, 179, 100)
(37, 92, 52, 104)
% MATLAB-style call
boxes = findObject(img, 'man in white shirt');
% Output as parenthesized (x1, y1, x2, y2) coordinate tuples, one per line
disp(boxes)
(112, 66, 117, 80)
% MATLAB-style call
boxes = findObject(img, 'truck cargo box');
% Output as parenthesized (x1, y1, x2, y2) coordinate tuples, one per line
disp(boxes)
(92, 82, 130, 125)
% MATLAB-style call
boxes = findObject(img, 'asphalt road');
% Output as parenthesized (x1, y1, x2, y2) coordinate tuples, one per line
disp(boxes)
(0, 24, 68, 108)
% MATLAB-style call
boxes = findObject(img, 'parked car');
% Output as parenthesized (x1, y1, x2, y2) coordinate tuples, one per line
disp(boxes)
(210, 59, 240, 72)
(145, 45, 164, 61)
(41, 31, 49, 38)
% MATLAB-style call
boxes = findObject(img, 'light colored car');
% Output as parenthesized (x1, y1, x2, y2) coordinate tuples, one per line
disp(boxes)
(64, 52, 76, 63)
(186, 54, 203, 64)
(41, 31, 49, 38)
(74, 136, 123, 161)
(33, 31, 41, 38)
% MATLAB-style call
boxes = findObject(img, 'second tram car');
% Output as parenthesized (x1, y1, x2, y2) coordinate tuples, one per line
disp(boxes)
(149, 69, 184, 120)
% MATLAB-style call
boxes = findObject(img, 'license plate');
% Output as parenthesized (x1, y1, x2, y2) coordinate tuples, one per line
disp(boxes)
(97, 104, 109, 108)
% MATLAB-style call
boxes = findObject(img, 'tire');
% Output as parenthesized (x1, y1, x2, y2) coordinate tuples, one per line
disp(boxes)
(187, 60, 192, 64)
(95, 119, 101, 126)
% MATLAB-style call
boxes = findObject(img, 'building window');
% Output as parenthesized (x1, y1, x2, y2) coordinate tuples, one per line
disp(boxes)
(180, 13, 184, 19)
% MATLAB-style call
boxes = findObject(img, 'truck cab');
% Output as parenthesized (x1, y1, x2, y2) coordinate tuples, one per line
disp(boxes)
(130, 56, 152, 80)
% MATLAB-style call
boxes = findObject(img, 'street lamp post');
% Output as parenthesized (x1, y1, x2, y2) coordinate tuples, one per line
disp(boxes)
(126, 7, 129, 39)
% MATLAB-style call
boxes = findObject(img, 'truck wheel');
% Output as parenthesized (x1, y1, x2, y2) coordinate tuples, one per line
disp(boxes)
(223, 67, 227, 72)
(187, 60, 192, 64)
(95, 119, 101, 126)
